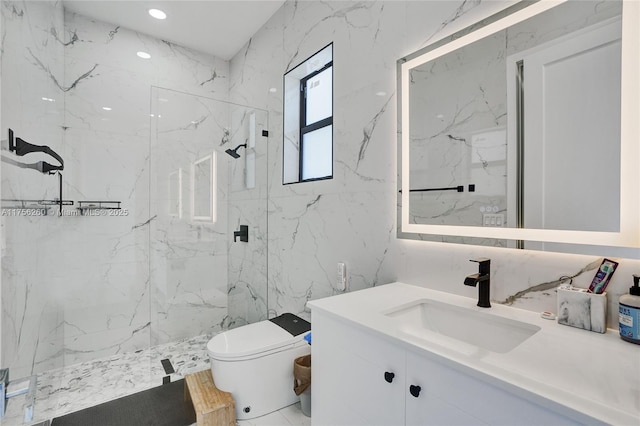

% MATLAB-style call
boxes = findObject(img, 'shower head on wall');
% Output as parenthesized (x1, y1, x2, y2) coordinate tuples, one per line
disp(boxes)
(225, 143, 247, 159)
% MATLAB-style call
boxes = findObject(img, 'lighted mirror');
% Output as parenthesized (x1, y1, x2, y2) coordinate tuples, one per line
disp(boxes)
(192, 153, 216, 222)
(399, 0, 640, 248)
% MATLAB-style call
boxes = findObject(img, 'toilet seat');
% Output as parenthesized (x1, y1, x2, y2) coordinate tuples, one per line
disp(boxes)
(207, 320, 308, 361)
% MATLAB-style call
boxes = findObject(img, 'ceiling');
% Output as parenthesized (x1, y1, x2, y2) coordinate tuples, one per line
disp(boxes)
(63, 0, 286, 60)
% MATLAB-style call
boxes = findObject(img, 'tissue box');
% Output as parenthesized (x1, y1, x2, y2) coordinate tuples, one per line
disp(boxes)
(557, 288, 607, 333)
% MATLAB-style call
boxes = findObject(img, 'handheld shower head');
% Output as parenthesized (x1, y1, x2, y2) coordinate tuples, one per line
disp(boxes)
(225, 143, 247, 159)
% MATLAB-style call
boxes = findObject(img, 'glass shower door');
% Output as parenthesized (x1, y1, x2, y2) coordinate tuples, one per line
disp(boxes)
(149, 88, 269, 356)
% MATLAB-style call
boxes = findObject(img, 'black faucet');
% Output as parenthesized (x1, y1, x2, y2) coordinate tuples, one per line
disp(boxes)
(464, 258, 491, 308)
(234, 225, 248, 242)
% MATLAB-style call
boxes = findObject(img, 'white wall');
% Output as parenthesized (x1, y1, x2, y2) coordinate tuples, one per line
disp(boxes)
(230, 0, 640, 329)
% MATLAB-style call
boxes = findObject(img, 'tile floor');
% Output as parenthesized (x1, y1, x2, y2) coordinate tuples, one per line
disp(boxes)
(1, 335, 310, 426)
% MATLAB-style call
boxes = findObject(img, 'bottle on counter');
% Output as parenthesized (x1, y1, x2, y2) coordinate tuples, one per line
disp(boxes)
(619, 274, 640, 344)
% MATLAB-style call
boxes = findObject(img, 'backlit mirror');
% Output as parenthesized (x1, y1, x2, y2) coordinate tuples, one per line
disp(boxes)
(399, 0, 640, 249)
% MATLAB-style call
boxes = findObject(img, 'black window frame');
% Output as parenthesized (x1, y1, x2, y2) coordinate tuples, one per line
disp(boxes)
(299, 61, 334, 182)
(282, 42, 334, 185)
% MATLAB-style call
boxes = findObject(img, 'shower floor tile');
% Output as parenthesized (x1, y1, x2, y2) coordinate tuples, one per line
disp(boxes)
(2, 335, 309, 426)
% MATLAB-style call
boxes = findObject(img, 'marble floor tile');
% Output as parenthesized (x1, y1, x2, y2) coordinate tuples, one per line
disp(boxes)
(270, 403, 312, 426)
(237, 403, 311, 426)
(1, 334, 309, 426)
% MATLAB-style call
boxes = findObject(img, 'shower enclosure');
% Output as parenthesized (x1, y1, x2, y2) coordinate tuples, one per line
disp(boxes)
(149, 87, 270, 345)
(0, 1, 269, 422)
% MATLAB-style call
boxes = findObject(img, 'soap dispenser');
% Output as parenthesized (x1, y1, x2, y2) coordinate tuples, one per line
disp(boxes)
(619, 274, 640, 344)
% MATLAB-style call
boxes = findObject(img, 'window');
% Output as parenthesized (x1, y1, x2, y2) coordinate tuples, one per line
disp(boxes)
(283, 43, 333, 184)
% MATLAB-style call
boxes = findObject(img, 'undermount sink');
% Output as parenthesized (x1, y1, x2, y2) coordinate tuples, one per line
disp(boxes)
(384, 299, 540, 353)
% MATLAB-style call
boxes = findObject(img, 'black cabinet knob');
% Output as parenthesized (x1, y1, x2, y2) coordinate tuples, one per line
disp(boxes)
(409, 385, 421, 398)
(384, 372, 395, 383)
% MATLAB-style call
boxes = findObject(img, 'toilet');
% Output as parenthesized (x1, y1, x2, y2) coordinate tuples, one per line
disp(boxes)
(207, 313, 311, 420)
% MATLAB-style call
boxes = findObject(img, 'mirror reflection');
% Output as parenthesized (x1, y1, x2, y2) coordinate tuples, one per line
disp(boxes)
(405, 1, 622, 241)
(192, 153, 215, 222)
(168, 168, 182, 218)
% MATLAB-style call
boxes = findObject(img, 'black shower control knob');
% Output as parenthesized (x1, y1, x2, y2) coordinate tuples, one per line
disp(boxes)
(409, 385, 421, 398)
(384, 372, 395, 383)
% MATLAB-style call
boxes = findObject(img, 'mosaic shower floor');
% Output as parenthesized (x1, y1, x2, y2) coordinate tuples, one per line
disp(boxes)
(2, 335, 310, 426)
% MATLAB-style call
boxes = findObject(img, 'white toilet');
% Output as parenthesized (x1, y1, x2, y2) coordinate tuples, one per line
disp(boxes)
(207, 314, 311, 420)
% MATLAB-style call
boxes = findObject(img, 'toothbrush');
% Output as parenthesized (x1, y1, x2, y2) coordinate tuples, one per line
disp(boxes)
(591, 263, 614, 294)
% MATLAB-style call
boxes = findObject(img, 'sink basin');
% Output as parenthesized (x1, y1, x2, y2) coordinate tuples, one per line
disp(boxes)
(385, 299, 540, 353)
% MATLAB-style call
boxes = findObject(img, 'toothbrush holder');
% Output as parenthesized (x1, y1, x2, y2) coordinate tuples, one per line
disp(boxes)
(557, 288, 607, 333)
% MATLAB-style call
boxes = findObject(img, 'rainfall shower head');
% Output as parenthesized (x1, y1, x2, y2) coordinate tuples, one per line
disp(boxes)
(225, 143, 247, 159)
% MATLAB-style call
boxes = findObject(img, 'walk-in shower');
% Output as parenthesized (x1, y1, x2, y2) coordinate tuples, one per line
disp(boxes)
(0, 2, 269, 422)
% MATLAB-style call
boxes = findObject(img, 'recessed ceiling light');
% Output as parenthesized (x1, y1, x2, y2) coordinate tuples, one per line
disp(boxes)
(137, 51, 151, 59)
(102, 107, 112, 111)
(148, 9, 167, 20)
(269, 87, 277, 93)
(375, 91, 387, 97)
(41, 97, 55, 102)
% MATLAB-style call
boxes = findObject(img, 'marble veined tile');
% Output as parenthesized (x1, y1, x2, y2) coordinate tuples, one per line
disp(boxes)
(63, 57, 153, 137)
(268, 190, 396, 317)
(2, 335, 211, 425)
(63, 10, 229, 100)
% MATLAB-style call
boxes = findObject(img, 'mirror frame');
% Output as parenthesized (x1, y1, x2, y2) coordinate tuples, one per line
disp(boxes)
(399, 0, 640, 247)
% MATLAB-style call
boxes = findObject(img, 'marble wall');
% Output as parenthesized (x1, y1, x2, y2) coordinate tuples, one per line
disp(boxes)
(1, 1, 233, 377)
(230, 0, 639, 331)
(1, 0, 67, 379)
(234, 0, 487, 319)
(230, 0, 511, 319)
(150, 88, 230, 346)
(226, 105, 270, 327)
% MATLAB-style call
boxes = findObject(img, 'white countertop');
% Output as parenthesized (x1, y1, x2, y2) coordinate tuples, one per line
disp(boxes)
(308, 282, 640, 425)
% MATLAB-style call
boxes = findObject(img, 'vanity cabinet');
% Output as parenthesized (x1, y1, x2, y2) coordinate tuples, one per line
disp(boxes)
(312, 311, 405, 425)
(312, 310, 580, 426)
